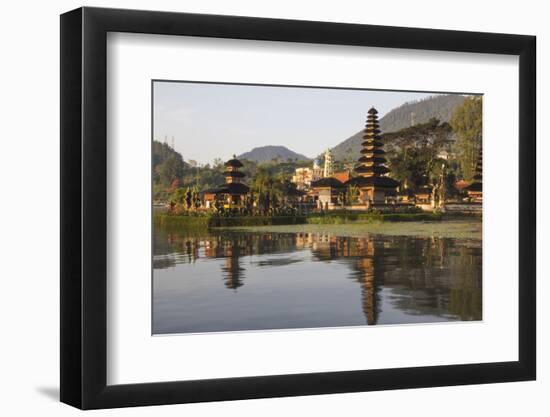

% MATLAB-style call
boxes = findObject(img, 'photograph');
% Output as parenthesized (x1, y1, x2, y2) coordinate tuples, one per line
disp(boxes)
(152, 81, 483, 335)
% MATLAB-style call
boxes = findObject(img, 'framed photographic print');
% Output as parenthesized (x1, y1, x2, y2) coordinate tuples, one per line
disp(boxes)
(60, 6, 536, 409)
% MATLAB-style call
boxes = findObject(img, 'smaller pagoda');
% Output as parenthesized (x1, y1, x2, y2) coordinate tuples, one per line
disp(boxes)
(202, 156, 250, 207)
(345, 107, 399, 204)
(466, 149, 483, 202)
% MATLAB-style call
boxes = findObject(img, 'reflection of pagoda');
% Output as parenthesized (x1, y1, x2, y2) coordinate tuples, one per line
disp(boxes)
(351, 239, 380, 325)
(221, 245, 245, 290)
(346, 107, 399, 204)
(308, 234, 381, 325)
(222, 254, 245, 290)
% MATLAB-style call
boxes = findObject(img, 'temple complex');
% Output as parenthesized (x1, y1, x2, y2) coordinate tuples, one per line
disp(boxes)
(345, 107, 399, 204)
(194, 106, 481, 213)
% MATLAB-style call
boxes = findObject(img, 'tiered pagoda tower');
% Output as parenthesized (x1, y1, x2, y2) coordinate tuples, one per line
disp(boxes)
(467, 149, 482, 201)
(215, 156, 250, 205)
(346, 107, 399, 204)
(223, 156, 246, 184)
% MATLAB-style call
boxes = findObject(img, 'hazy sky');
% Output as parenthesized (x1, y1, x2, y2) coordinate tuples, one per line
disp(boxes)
(153, 81, 443, 165)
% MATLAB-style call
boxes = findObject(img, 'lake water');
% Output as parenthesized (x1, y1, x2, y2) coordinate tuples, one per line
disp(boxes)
(153, 227, 482, 334)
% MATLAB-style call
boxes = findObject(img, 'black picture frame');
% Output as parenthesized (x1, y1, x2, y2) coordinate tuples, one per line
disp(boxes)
(60, 6, 536, 410)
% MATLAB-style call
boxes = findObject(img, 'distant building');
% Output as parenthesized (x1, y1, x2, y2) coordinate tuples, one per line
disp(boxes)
(323, 149, 333, 178)
(414, 187, 432, 205)
(291, 160, 323, 190)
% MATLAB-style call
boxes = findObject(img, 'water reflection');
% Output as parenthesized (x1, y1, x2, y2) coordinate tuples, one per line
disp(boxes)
(153, 229, 482, 334)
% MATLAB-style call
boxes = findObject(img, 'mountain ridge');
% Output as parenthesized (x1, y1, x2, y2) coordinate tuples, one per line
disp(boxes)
(238, 145, 310, 163)
(329, 94, 467, 162)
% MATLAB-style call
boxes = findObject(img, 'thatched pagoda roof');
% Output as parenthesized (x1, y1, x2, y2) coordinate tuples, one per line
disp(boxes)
(202, 183, 250, 195)
(360, 148, 386, 155)
(345, 176, 399, 188)
(311, 177, 345, 188)
(361, 140, 384, 147)
(285, 187, 307, 197)
(358, 156, 386, 164)
(355, 165, 390, 175)
(223, 170, 245, 178)
(220, 182, 250, 194)
(224, 158, 243, 168)
(467, 182, 483, 192)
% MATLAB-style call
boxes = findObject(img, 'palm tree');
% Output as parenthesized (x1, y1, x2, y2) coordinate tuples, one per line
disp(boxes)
(252, 167, 285, 215)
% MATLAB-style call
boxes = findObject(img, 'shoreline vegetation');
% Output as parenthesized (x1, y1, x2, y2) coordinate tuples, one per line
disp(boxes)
(154, 211, 482, 240)
(223, 221, 482, 240)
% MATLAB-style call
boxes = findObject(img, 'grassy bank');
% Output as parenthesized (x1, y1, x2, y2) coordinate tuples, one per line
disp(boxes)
(154, 213, 307, 229)
(154, 212, 481, 239)
(154, 214, 210, 229)
(223, 220, 482, 240)
(306, 211, 444, 224)
(154, 211, 451, 229)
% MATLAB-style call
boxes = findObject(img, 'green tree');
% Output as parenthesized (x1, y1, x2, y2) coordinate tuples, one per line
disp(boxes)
(450, 96, 482, 180)
(159, 155, 185, 186)
(345, 185, 360, 205)
(385, 118, 453, 190)
(169, 188, 187, 205)
(388, 147, 430, 189)
(251, 167, 287, 214)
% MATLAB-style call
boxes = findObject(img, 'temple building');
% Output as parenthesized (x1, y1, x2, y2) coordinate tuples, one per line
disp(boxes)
(345, 107, 399, 204)
(467, 149, 483, 202)
(413, 186, 433, 210)
(309, 177, 345, 209)
(202, 156, 250, 208)
(397, 188, 415, 204)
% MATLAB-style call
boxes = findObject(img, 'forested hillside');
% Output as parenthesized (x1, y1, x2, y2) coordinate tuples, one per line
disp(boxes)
(153, 141, 188, 186)
(330, 94, 468, 162)
(153, 141, 311, 202)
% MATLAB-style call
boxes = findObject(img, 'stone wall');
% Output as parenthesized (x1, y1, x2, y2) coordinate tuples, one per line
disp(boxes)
(444, 203, 483, 214)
